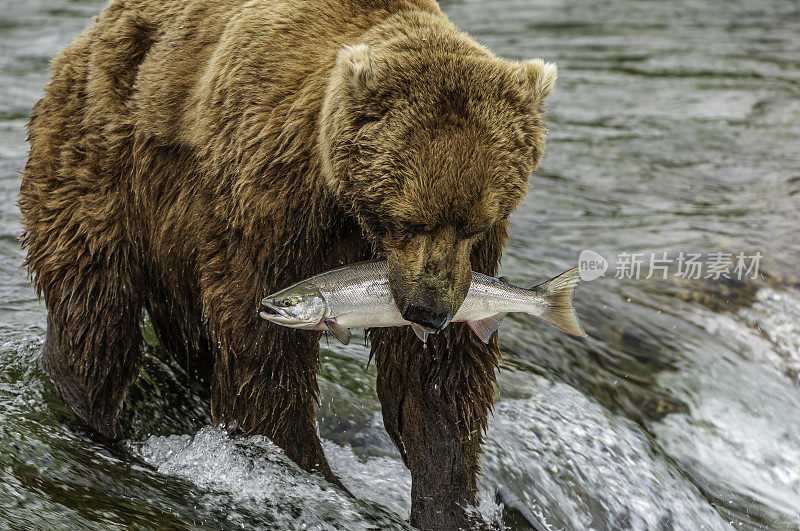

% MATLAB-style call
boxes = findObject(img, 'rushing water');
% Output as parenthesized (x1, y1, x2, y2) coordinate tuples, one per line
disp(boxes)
(1, 0, 799, 529)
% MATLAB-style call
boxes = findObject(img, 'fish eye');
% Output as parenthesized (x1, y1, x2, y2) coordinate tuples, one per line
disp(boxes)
(277, 297, 296, 307)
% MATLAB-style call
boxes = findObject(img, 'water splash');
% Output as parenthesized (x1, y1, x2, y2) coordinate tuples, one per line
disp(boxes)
(135, 428, 411, 529)
(483, 375, 728, 530)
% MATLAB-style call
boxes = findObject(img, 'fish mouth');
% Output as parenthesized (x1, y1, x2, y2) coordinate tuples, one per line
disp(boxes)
(258, 303, 298, 326)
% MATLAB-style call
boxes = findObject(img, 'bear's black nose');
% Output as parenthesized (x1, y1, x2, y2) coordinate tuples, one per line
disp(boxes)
(402, 304, 449, 331)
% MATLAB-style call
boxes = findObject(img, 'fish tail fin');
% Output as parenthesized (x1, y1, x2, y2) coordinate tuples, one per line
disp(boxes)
(530, 267, 586, 337)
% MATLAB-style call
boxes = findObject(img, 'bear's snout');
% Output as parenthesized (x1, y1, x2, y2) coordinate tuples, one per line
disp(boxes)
(386, 228, 472, 330)
(401, 291, 452, 331)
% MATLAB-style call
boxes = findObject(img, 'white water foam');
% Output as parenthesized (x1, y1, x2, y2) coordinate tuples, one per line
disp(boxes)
(135, 427, 508, 528)
(136, 378, 725, 530)
(655, 287, 800, 526)
(697, 287, 800, 385)
(135, 427, 409, 529)
(323, 439, 411, 518)
(481, 377, 728, 530)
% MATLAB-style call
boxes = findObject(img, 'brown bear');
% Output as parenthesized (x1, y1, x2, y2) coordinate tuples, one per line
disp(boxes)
(19, 0, 556, 528)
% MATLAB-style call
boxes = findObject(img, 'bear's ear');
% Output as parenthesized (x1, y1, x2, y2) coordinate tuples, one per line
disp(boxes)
(518, 58, 558, 104)
(336, 43, 379, 94)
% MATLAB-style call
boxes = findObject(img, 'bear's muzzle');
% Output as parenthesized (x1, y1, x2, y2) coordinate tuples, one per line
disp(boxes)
(386, 227, 472, 331)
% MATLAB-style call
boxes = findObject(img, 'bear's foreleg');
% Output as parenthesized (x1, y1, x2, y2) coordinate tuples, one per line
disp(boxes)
(207, 302, 345, 490)
(371, 325, 499, 530)
(37, 248, 145, 440)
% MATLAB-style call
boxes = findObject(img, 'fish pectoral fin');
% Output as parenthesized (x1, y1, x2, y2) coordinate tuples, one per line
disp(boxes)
(325, 319, 351, 345)
(410, 323, 430, 343)
(467, 314, 506, 343)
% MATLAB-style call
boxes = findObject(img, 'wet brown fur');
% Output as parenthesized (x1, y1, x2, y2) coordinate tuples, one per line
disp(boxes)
(19, 0, 555, 528)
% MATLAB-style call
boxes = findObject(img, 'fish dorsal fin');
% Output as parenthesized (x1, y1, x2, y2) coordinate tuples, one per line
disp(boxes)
(410, 323, 430, 343)
(468, 313, 506, 343)
(531, 267, 586, 337)
(325, 318, 351, 345)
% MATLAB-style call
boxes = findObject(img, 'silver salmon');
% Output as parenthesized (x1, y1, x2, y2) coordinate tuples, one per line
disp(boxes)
(259, 260, 585, 345)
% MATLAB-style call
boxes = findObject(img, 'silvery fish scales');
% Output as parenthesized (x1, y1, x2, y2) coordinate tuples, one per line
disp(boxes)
(259, 260, 585, 345)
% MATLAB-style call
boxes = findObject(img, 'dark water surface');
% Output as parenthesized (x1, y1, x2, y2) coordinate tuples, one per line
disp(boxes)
(1, 0, 799, 529)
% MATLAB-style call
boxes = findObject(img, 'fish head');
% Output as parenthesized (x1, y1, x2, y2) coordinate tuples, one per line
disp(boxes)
(259, 282, 327, 329)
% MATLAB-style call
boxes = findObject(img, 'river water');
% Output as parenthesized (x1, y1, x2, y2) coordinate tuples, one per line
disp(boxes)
(1, 0, 799, 529)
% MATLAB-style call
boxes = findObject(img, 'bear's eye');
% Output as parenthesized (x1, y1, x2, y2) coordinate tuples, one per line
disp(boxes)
(465, 226, 489, 239)
(353, 114, 383, 129)
(353, 105, 391, 129)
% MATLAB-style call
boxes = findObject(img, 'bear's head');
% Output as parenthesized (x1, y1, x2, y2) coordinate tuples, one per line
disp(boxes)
(319, 37, 556, 331)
